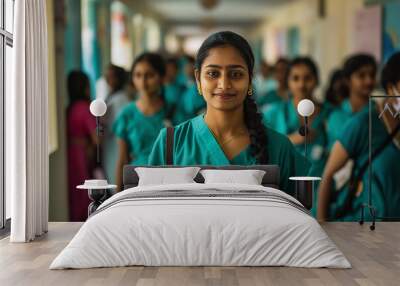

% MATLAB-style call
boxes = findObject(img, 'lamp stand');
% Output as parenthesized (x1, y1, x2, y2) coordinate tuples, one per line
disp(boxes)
(304, 116, 308, 159)
(96, 116, 100, 164)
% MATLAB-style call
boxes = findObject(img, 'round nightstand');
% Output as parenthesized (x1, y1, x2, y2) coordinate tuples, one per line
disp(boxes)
(289, 177, 321, 210)
(77, 180, 117, 216)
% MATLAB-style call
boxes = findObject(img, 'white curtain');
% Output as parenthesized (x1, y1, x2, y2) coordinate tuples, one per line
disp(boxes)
(8, 0, 49, 242)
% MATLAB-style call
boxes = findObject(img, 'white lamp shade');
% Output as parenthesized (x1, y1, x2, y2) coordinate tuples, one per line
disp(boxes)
(297, 99, 315, 117)
(90, 99, 107, 117)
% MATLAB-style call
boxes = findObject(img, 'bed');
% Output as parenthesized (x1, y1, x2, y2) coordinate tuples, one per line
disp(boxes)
(50, 165, 350, 269)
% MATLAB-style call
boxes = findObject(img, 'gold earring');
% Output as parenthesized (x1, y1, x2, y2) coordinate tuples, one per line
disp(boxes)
(247, 86, 253, 96)
(197, 86, 202, 95)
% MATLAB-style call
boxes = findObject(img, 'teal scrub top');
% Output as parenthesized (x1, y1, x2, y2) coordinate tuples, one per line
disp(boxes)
(262, 99, 330, 176)
(113, 102, 167, 165)
(148, 114, 310, 196)
(326, 99, 353, 149)
(330, 103, 400, 221)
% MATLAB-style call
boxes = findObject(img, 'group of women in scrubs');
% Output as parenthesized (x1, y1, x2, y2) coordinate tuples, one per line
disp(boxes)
(258, 50, 395, 220)
(77, 29, 399, 222)
(108, 31, 310, 196)
(148, 31, 309, 195)
(317, 52, 400, 221)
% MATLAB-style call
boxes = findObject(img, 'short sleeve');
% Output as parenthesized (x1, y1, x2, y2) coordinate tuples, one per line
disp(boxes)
(112, 110, 128, 140)
(147, 128, 167, 165)
(326, 110, 346, 148)
(337, 114, 367, 158)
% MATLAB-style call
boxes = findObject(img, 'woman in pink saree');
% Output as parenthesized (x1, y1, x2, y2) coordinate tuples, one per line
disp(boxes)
(66, 71, 98, 221)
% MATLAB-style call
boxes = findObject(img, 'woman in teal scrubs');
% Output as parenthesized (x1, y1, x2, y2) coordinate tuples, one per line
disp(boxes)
(148, 31, 309, 196)
(317, 52, 400, 221)
(326, 54, 377, 149)
(263, 57, 330, 178)
(114, 52, 171, 192)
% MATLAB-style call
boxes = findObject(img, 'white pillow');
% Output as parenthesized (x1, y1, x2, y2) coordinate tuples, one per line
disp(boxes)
(135, 167, 201, 186)
(200, 169, 266, 185)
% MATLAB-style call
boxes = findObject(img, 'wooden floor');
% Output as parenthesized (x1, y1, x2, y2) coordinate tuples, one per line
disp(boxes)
(0, 222, 399, 286)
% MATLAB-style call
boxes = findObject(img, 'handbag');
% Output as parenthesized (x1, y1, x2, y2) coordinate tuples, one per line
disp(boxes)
(331, 123, 400, 219)
(165, 126, 174, 165)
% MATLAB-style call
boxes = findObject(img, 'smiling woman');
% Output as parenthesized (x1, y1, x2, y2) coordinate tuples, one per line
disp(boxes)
(148, 31, 310, 196)
(196, 44, 256, 160)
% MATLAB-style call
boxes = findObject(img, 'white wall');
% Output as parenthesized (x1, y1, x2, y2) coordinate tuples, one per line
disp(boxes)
(48, 0, 69, 221)
(47, 0, 58, 154)
(250, 0, 365, 88)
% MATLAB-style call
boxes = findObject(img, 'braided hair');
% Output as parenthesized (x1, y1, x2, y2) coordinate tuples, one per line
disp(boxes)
(195, 31, 268, 163)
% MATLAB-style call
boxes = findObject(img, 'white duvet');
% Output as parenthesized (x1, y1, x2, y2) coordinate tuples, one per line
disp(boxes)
(50, 183, 351, 269)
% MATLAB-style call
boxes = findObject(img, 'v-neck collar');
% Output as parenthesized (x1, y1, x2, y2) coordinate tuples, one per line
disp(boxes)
(192, 115, 251, 165)
(230, 146, 252, 164)
(134, 102, 165, 119)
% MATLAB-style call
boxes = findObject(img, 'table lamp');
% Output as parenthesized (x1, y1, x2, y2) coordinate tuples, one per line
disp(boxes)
(89, 99, 107, 163)
(289, 99, 320, 210)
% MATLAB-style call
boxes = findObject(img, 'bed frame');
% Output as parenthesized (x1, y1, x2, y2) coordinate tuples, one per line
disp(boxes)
(87, 165, 281, 216)
(122, 165, 280, 190)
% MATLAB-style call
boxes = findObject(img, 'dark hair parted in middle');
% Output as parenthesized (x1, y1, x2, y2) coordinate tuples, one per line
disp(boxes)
(130, 52, 168, 106)
(195, 31, 268, 164)
(131, 52, 166, 78)
(287, 56, 320, 85)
